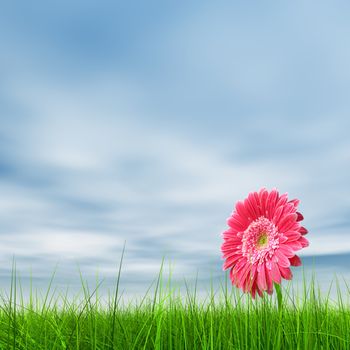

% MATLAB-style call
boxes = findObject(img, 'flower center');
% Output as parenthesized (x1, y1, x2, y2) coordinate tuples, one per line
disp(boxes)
(257, 232, 269, 249)
(241, 216, 280, 264)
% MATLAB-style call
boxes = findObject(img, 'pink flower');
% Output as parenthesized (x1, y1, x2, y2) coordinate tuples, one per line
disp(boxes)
(221, 188, 309, 298)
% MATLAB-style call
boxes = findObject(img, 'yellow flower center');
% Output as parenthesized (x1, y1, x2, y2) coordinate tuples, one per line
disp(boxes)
(257, 232, 269, 249)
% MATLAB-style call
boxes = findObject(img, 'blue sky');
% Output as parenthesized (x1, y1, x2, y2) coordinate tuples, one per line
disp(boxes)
(1, 1, 350, 296)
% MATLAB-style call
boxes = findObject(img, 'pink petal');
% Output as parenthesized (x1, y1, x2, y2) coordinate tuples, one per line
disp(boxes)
(277, 213, 298, 232)
(282, 203, 297, 216)
(279, 266, 292, 280)
(235, 201, 250, 224)
(289, 255, 302, 266)
(251, 281, 257, 299)
(221, 244, 240, 255)
(257, 264, 267, 291)
(265, 265, 273, 294)
(289, 199, 300, 207)
(259, 188, 268, 216)
(237, 264, 254, 289)
(271, 262, 281, 284)
(275, 249, 291, 268)
(248, 192, 260, 218)
(234, 258, 248, 272)
(234, 213, 248, 226)
(299, 226, 308, 235)
(296, 212, 304, 221)
(266, 189, 279, 218)
(279, 235, 288, 243)
(227, 216, 245, 231)
(243, 265, 257, 292)
(298, 236, 309, 247)
(244, 198, 256, 221)
(254, 191, 263, 216)
(221, 238, 240, 250)
(278, 244, 295, 258)
(276, 193, 288, 207)
(223, 254, 241, 270)
(284, 230, 302, 242)
(286, 240, 302, 251)
(222, 228, 239, 239)
(273, 205, 284, 225)
(229, 267, 235, 284)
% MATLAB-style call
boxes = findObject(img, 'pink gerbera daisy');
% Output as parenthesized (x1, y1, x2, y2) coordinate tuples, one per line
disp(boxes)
(221, 188, 309, 298)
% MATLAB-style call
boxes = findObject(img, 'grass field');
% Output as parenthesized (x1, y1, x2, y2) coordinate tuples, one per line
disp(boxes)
(0, 259, 349, 349)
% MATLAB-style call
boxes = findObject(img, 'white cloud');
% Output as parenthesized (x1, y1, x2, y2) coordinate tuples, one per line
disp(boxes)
(300, 231, 350, 257)
(0, 229, 122, 260)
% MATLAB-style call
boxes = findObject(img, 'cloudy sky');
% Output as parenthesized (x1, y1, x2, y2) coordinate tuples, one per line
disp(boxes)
(1, 1, 350, 297)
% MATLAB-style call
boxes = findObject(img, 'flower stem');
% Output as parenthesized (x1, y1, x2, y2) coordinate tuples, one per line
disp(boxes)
(274, 283, 283, 313)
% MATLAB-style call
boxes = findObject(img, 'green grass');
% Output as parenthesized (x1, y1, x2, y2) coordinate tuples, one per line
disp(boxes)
(0, 258, 349, 349)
